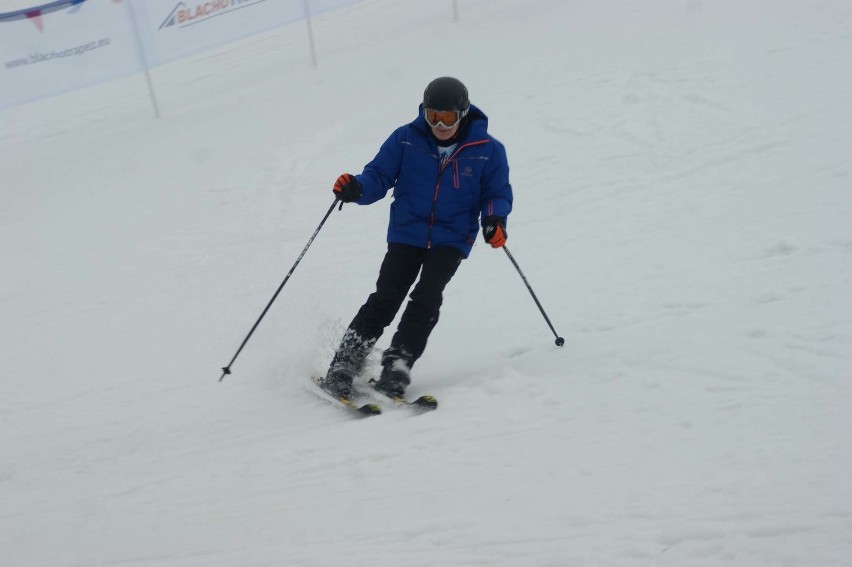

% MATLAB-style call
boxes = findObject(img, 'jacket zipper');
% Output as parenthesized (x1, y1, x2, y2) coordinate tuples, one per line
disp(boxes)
(425, 139, 489, 248)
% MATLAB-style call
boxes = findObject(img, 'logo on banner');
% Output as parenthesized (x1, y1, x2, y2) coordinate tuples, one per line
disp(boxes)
(159, 0, 266, 30)
(0, 0, 121, 33)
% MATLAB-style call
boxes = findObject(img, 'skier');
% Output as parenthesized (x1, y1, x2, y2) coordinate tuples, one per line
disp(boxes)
(319, 76, 513, 400)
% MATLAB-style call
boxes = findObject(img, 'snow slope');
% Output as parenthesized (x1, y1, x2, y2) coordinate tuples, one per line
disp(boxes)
(2, 0, 851, 565)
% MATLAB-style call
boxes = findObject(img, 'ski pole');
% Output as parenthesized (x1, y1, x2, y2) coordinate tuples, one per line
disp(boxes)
(220, 198, 340, 381)
(502, 245, 565, 347)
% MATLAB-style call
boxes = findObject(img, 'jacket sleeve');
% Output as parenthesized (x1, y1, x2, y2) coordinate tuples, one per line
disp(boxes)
(354, 127, 405, 205)
(480, 139, 513, 224)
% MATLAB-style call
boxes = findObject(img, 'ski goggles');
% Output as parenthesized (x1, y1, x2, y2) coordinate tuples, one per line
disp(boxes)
(424, 107, 468, 128)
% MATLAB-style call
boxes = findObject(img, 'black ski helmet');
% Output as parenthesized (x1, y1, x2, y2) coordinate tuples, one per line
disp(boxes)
(423, 77, 469, 111)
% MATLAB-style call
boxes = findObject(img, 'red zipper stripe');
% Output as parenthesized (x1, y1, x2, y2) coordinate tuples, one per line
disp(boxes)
(425, 139, 490, 248)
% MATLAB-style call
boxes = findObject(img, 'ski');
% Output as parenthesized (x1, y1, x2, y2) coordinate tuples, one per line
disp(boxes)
(309, 375, 437, 415)
(310, 376, 382, 417)
(367, 379, 439, 411)
(335, 396, 383, 417)
(398, 394, 439, 411)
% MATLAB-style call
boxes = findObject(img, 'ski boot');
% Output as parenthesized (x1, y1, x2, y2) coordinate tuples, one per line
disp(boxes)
(372, 361, 411, 399)
(318, 366, 355, 400)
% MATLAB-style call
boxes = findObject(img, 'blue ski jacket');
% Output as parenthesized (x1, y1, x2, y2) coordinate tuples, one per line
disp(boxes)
(353, 104, 513, 258)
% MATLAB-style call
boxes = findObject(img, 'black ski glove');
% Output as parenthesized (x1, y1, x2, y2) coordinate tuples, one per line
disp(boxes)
(482, 216, 507, 248)
(333, 173, 362, 203)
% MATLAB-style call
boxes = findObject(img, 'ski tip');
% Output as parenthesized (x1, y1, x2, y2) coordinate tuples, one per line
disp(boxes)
(412, 395, 438, 410)
(356, 403, 383, 416)
(338, 396, 382, 416)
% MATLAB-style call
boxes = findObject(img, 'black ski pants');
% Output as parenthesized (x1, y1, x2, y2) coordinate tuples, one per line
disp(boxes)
(336, 243, 463, 372)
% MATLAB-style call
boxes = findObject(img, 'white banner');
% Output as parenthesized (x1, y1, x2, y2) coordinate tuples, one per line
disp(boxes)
(0, 0, 362, 109)
(0, 0, 142, 109)
(135, 0, 361, 66)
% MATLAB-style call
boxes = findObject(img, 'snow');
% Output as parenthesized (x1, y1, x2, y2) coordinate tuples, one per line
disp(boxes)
(2, 0, 852, 565)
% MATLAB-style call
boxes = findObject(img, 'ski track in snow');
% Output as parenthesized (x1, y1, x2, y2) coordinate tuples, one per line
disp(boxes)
(2, 0, 852, 565)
